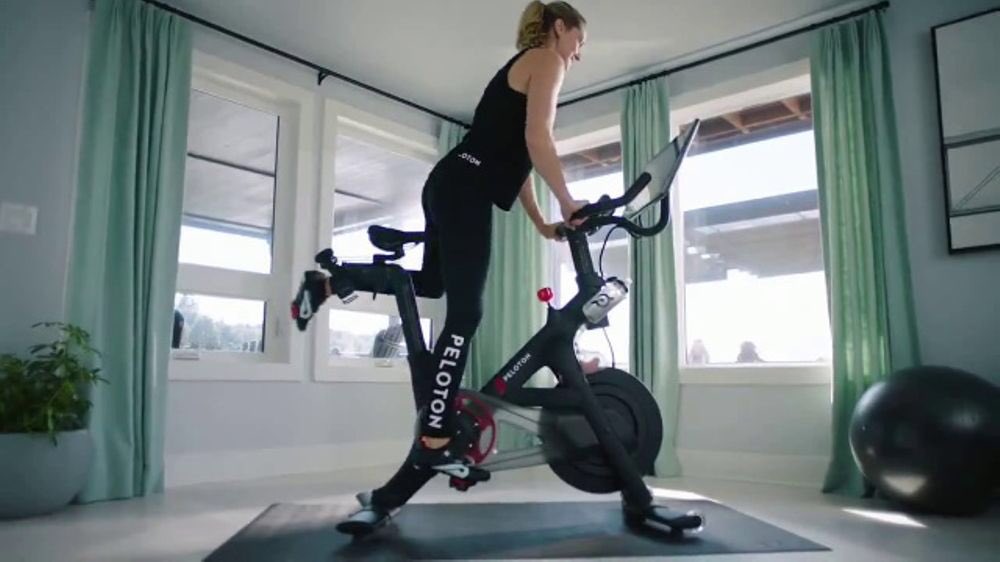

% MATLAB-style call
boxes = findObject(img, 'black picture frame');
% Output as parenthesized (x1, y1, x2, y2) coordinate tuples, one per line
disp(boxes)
(931, 6, 1000, 254)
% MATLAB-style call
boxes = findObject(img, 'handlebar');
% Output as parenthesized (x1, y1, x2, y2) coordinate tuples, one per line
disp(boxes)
(554, 118, 701, 241)
(571, 172, 652, 222)
(555, 171, 666, 239)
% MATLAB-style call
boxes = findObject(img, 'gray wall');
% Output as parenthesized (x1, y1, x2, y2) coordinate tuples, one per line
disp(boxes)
(191, 30, 439, 138)
(676, 385, 831, 457)
(4, 0, 996, 487)
(166, 381, 413, 454)
(0, 0, 89, 353)
(885, 0, 1000, 383)
(555, 34, 811, 130)
(0, 0, 434, 484)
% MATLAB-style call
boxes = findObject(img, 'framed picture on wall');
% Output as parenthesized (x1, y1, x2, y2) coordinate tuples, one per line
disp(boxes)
(932, 7, 1000, 253)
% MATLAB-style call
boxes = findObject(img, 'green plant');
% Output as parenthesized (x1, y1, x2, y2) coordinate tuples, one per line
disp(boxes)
(0, 322, 105, 440)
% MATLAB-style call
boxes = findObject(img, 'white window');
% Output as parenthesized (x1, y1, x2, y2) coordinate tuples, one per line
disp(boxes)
(171, 55, 316, 381)
(314, 104, 443, 382)
(179, 89, 278, 275)
(173, 89, 279, 360)
(676, 92, 833, 370)
(328, 125, 430, 271)
(554, 130, 631, 370)
(328, 310, 432, 359)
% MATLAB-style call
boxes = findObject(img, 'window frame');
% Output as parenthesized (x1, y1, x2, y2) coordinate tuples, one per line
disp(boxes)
(312, 99, 445, 383)
(169, 52, 317, 382)
(671, 71, 832, 384)
(552, 125, 634, 370)
(551, 67, 830, 386)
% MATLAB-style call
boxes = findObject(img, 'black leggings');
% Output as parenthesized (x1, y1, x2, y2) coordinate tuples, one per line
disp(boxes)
(370, 163, 493, 509)
(413, 163, 493, 437)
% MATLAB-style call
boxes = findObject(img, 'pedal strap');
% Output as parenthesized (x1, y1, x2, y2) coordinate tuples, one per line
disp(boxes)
(432, 462, 473, 479)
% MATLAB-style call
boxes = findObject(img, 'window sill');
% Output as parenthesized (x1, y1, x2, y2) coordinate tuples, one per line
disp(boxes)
(314, 357, 413, 384)
(679, 364, 831, 386)
(169, 352, 302, 382)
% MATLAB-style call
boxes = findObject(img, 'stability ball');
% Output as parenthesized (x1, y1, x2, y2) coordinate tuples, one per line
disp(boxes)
(849, 365, 1000, 515)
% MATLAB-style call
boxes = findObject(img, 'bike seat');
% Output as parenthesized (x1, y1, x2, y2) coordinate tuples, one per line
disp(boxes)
(368, 225, 424, 253)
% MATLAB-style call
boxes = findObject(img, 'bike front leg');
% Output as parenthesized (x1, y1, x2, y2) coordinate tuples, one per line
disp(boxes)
(548, 344, 653, 509)
(551, 344, 705, 534)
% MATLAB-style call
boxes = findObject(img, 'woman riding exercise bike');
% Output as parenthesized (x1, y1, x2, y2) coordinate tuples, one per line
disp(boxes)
(292, 120, 702, 537)
(294, 1, 594, 531)
(291, 1, 706, 538)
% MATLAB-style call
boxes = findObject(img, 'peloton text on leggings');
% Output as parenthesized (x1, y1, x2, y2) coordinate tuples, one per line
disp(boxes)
(428, 334, 465, 430)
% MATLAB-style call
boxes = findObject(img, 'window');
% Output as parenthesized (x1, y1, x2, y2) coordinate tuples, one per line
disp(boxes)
(554, 136, 631, 370)
(315, 108, 443, 382)
(173, 293, 265, 352)
(171, 67, 303, 371)
(677, 93, 832, 366)
(329, 125, 432, 271)
(328, 310, 432, 359)
(180, 90, 278, 275)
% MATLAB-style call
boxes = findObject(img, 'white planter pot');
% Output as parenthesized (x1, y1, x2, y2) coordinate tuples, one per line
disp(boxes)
(0, 429, 91, 518)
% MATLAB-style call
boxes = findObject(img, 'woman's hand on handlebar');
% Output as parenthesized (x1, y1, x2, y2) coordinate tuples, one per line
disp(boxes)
(536, 222, 565, 241)
(560, 198, 588, 228)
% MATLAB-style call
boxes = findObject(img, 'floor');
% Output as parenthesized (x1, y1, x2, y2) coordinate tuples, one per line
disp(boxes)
(1, 465, 997, 561)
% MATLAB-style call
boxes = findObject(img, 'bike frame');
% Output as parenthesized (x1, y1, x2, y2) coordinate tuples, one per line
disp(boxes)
(320, 121, 701, 510)
(357, 225, 654, 507)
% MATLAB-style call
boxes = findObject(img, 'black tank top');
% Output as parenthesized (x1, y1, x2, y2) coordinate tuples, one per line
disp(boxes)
(444, 49, 533, 211)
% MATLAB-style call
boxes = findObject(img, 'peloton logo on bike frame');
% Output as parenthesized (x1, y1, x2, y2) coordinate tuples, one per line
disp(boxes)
(502, 353, 531, 383)
(589, 294, 611, 308)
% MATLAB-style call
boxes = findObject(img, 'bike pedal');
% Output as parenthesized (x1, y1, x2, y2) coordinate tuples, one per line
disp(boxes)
(448, 476, 475, 492)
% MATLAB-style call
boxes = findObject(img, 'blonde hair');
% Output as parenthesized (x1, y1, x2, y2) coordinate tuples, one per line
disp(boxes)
(516, 1, 586, 50)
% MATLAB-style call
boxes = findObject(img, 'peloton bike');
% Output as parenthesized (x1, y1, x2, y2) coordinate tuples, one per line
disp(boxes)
(301, 121, 702, 536)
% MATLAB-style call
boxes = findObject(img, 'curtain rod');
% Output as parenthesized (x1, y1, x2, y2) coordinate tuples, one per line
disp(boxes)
(142, 0, 470, 128)
(559, 1, 890, 107)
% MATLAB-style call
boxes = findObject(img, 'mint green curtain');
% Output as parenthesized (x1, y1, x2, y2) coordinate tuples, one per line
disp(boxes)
(466, 170, 551, 393)
(437, 120, 467, 156)
(621, 78, 682, 477)
(66, 0, 192, 502)
(812, 11, 921, 496)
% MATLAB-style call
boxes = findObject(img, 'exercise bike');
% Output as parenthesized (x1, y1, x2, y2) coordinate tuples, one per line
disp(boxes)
(302, 121, 702, 535)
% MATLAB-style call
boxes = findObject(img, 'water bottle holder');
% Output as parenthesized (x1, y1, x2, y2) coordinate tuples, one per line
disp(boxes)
(582, 281, 627, 326)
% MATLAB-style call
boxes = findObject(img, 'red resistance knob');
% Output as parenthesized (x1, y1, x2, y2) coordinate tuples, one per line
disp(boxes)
(537, 287, 554, 303)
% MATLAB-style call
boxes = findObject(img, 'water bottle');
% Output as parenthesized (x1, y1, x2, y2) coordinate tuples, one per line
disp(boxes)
(582, 277, 630, 324)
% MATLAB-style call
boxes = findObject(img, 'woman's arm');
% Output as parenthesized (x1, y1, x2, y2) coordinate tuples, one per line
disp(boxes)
(518, 176, 546, 229)
(518, 176, 562, 240)
(524, 50, 583, 223)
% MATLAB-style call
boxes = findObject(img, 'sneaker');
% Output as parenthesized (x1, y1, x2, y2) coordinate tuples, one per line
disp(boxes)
(335, 491, 397, 537)
(290, 270, 329, 331)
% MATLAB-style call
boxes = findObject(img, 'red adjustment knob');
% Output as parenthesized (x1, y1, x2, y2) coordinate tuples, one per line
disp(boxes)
(537, 287, 554, 303)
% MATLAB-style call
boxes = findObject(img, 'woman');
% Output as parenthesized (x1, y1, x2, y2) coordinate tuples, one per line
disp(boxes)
(410, 0, 590, 458)
(294, 1, 590, 534)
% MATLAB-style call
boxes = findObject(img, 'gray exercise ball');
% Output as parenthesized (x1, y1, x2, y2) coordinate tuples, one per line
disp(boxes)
(849, 365, 1000, 515)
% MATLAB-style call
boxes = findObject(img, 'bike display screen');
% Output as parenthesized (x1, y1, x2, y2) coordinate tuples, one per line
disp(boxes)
(624, 120, 699, 220)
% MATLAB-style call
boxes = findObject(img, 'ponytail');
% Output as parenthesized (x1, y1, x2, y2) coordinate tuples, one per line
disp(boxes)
(515, 1, 586, 50)
(516, 1, 548, 50)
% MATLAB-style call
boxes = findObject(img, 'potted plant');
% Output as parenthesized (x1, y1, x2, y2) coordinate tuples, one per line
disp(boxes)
(0, 322, 104, 518)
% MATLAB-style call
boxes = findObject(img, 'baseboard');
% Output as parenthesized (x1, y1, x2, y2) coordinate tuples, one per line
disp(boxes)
(677, 448, 829, 488)
(166, 443, 828, 489)
(165, 439, 412, 488)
